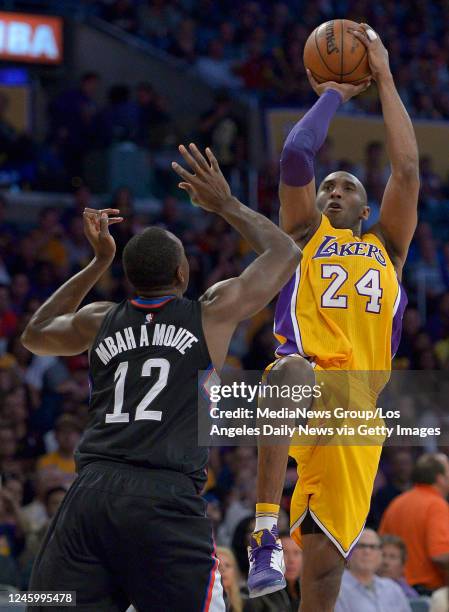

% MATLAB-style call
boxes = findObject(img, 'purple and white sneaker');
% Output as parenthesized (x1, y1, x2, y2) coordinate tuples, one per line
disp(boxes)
(247, 526, 286, 598)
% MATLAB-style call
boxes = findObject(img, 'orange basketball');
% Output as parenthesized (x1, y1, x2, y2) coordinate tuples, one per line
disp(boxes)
(303, 19, 371, 84)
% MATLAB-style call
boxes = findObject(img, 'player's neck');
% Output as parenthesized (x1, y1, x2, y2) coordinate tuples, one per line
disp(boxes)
(351, 221, 362, 237)
(137, 287, 182, 299)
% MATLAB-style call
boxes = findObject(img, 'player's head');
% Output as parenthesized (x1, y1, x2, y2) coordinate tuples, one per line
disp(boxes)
(316, 171, 369, 232)
(348, 529, 382, 576)
(123, 227, 189, 295)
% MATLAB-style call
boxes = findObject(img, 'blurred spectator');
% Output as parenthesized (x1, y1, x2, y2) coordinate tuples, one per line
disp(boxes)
(21, 468, 66, 533)
(0, 422, 18, 473)
(379, 535, 419, 599)
(198, 91, 245, 178)
(48, 72, 101, 177)
(0, 285, 18, 353)
(368, 449, 414, 529)
(168, 18, 197, 63)
(134, 82, 171, 150)
(99, 85, 138, 145)
(37, 415, 82, 481)
(335, 529, 411, 612)
(0, 485, 27, 559)
(356, 142, 389, 204)
(380, 453, 449, 594)
(216, 547, 244, 612)
(195, 41, 243, 90)
(430, 587, 449, 612)
(410, 235, 447, 299)
(102, 0, 137, 34)
(20, 485, 66, 580)
(231, 516, 255, 579)
(137, 0, 181, 46)
(427, 293, 449, 342)
(420, 156, 443, 205)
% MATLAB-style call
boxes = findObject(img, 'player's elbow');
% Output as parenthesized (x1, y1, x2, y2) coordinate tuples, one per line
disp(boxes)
(20, 326, 44, 355)
(393, 158, 420, 184)
(280, 239, 302, 273)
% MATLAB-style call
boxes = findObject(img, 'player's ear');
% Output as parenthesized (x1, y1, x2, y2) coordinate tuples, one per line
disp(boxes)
(175, 265, 185, 286)
(360, 205, 370, 220)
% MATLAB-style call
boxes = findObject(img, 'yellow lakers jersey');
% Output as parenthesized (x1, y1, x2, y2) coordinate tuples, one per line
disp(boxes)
(274, 215, 407, 372)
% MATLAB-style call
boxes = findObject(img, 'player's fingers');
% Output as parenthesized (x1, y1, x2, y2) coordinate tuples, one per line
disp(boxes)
(188, 143, 211, 172)
(178, 182, 194, 194)
(359, 23, 378, 42)
(354, 79, 371, 94)
(99, 208, 120, 216)
(171, 161, 196, 181)
(178, 144, 204, 175)
(99, 212, 110, 236)
(107, 217, 124, 225)
(306, 68, 319, 89)
(349, 30, 369, 48)
(83, 211, 98, 229)
(205, 148, 220, 172)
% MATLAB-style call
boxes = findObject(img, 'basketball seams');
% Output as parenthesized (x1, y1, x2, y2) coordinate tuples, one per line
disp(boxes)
(342, 72, 371, 83)
(340, 19, 344, 82)
(340, 49, 368, 76)
(313, 24, 338, 76)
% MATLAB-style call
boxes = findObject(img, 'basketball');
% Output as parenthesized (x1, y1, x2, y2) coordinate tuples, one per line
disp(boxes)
(303, 19, 371, 84)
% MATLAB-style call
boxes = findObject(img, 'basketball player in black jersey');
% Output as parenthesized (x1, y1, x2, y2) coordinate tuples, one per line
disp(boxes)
(21, 145, 300, 612)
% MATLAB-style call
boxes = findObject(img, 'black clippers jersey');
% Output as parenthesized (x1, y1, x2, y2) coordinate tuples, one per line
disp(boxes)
(76, 296, 211, 490)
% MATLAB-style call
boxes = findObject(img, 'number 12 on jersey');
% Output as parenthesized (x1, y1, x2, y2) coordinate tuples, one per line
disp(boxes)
(105, 358, 170, 423)
(321, 264, 382, 313)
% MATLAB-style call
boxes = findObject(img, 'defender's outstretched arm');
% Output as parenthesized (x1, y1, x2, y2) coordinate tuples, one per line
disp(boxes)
(21, 209, 121, 356)
(172, 144, 301, 370)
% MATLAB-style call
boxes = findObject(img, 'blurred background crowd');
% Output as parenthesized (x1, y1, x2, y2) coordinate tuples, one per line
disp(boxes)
(1, 0, 449, 610)
(95, 0, 449, 116)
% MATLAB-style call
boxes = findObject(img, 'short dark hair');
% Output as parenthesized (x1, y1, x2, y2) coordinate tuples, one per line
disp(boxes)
(123, 227, 182, 292)
(45, 486, 67, 506)
(380, 534, 407, 564)
(412, 453, 446, 485)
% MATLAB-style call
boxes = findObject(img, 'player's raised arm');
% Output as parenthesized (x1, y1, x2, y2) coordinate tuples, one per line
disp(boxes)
(172, 144, 300, 367)
(21, 209, 122, 356)
(351, 24, 420, 274)
(279, 73, 371, 240)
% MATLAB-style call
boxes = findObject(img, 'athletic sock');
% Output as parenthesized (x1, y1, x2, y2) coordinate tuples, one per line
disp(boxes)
(254, 503, 280, 532)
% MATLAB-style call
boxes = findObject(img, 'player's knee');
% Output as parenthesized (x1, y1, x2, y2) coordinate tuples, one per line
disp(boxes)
(310, 558, 344, 587)
(269, 354, 314, 386)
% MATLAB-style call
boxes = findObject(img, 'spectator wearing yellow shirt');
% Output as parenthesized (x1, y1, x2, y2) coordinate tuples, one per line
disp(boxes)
(37, 415, 82, 476)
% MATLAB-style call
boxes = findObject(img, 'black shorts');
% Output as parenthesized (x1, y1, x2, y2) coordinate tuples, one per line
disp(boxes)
(28, 461, 225, 612)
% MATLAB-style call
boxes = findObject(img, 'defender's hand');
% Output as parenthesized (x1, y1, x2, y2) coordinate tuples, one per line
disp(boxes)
(172, 144, 233, 213)
(307, 69, 371, 102)
(83, 208, 123, 263)
(348, 23, 390, 81)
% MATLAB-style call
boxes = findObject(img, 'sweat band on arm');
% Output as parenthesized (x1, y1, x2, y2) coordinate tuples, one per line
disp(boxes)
(280, 89, 343, 187)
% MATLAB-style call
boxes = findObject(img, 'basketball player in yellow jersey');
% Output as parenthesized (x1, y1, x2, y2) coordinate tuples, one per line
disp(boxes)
(247, 24, 420, 610)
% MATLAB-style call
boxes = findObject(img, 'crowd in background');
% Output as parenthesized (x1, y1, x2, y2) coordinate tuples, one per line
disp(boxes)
(1, 2, 449, 609)
(97, 0, 449, 117)
(0, 74, 247, 195)
(1, 138, 449, 608)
